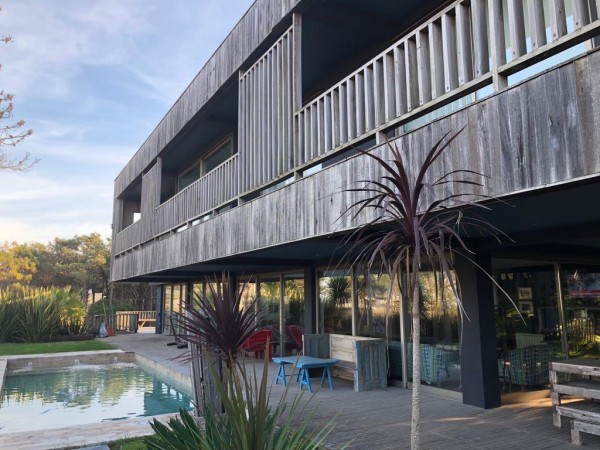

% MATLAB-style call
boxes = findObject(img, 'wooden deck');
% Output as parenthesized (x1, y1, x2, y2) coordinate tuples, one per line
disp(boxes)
(264, 367, 600, 449)
(108, 334, 600, 449)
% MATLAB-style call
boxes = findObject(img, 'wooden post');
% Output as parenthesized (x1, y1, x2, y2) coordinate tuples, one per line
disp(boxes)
(351, 267, 359, 336)
(488, 0, 508, 90)
(549, 0, 568, 42)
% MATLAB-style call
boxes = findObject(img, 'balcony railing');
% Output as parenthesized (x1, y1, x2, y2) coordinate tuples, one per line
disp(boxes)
(114, 154, 239, 255)
(294, 0, 600, 166)
(153, 153, 239, 237)
(114, 219, 141, 255)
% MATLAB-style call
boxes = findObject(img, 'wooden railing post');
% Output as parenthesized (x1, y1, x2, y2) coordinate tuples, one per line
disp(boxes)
(488, 0, 508, 90)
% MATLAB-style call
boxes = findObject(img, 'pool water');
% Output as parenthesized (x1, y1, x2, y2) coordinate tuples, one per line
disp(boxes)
(0, 363, 194, 434)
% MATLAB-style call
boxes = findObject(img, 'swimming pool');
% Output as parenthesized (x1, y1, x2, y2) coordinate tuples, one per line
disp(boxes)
(0, 362, 194, 434)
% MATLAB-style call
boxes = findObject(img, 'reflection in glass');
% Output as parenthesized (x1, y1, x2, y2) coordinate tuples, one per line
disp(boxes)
(494, 265, 562, 393)
(319, 270, 352, 335)
(282, 275, 304, 356)
(561, 265, 600, 358)
(408, 271, 461, 391)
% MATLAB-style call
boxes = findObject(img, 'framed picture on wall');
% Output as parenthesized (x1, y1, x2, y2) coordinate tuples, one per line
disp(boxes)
(519, 301, 534, 314)
(518, 287, 533, 300)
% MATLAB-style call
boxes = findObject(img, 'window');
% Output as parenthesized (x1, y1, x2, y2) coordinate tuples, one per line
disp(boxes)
(177, 135, 234, 192)
(204, 138, 233, 173)
(178, 166, 200, 191)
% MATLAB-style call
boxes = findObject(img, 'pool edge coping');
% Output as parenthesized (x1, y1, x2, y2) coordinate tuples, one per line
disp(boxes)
(135, 352, 193, 397)
(0, 359, 6, 399)
(0, 349, 196, 449)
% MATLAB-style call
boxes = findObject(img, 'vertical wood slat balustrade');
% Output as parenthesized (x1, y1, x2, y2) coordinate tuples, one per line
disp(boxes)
(116, 0, 600, 257)
(115, 155, 239, 254)
(239, 25, 295, 194)
(154, 155, 239, 238)
(293, 0, 598, 167)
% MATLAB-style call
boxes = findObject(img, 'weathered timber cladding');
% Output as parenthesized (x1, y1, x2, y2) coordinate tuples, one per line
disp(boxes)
(111, 51, 600, 281)
(239, 26, 295, 193)
(113, 0, 301, 197)
(154, 155, 239, 236)
(140, 160, 161, 243)
(293, 0, 598, 168)
(114, 221, 141, 257)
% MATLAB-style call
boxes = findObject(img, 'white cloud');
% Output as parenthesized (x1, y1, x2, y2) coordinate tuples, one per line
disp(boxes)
(0, 0, 254, 245)
(0, 172, 112, 202)
(0, 219, 111, 244)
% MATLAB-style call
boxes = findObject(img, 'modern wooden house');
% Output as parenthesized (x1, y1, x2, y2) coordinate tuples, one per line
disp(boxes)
(111, 0, 600, 408)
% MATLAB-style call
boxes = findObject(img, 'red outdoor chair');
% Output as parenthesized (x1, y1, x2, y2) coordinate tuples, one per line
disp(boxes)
(286, 324, 304, 353)
(241, 329, 273, 360)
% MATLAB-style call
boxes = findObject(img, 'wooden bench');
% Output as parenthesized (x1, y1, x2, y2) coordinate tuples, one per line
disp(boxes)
(554, 401, 600, 445)
(572, 420, 600, 446)
(550, 359, 600, 445)
(303, 333, 387, 392)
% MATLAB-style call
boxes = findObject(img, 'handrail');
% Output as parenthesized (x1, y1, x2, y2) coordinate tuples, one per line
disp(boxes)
(114, 153, 239, 255)
(294, 0, 600, 166)
(154, 153, 239, 233)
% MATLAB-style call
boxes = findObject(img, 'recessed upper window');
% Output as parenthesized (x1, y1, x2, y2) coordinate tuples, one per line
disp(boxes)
(204, 138, 233, 173)
(177, 136, 235, 192)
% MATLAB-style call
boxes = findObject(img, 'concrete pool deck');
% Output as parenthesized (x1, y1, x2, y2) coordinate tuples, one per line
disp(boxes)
(3, 333, 600, 448)
(107, 333, 600, 449)
(0, 344, 187, 450)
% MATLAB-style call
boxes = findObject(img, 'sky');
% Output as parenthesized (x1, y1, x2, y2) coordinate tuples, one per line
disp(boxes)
(0, 0, 254, 245)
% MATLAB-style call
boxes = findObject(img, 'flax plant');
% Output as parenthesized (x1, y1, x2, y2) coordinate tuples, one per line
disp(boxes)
(340, 129, 510, 449)
(0, 286, 85, 343)
(148, 356, 335, 450)
(175, 274, 261, 370)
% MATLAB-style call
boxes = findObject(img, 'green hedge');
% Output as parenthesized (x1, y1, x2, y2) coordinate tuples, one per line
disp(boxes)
(86, 298, 135, 318)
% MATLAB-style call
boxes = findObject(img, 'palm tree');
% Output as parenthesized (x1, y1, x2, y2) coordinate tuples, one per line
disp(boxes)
(340, 129, 507, 449)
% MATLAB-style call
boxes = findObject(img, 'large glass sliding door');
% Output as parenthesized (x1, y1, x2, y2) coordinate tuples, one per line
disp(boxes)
(282, 274, 304, 356)
(494, 263, 564, 396)
(412, 271, 461, 391)
(561, 264, 600, 358)
(318, 269, 353, 335)
(162, 283, 187, 335)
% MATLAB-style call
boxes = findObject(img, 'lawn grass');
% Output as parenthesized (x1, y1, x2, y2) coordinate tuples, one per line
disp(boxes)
(108, 437, 148, 450)
(0, 340, 115, 356)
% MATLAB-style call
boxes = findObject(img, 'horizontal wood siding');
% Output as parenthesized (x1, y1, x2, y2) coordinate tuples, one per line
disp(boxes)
(112, 51, 600, 281)
(114, 0, 301, 197)
(239, 26, 295, 193)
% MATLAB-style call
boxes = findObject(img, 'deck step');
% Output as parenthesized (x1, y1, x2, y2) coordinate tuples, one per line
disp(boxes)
(571, 420, 600, 445)
(556, 400, 600, 425)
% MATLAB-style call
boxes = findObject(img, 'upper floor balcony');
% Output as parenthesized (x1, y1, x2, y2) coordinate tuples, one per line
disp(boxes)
(112, 0, 600, 274)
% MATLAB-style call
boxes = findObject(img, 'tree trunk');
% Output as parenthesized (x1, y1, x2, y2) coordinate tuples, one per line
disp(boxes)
(411, 275, 421, 450)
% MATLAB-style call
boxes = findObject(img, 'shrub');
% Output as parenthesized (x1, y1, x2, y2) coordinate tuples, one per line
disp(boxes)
(0, 286, 86, 343)
(86, 298, 134, 318)
(147, 356, 335, 450)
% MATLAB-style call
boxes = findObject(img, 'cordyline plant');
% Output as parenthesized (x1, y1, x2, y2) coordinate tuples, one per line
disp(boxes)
(339, 128, 510, 450)
(148, 354, 337, 450)
(175, 274, 261, 370)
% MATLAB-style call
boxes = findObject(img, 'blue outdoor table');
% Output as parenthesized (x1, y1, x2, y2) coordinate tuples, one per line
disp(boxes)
(272, 355, 339, 393)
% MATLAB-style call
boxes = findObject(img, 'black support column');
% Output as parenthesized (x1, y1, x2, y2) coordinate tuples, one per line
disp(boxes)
(455, 250, 501, 408)
(304, 265, 317, 334)
(154, 284, 164, 334)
